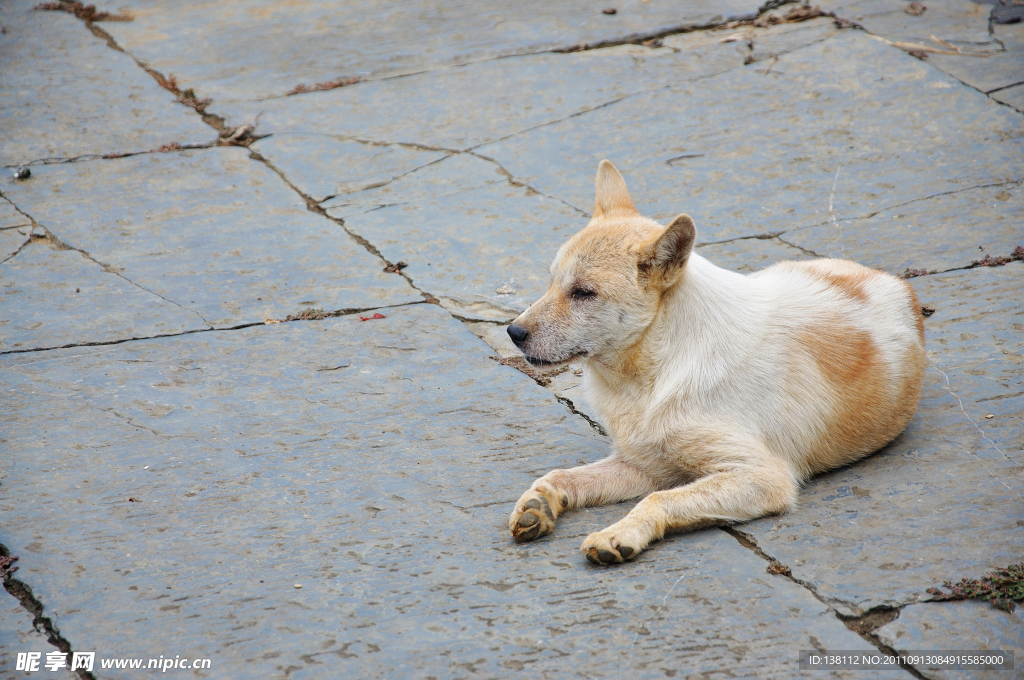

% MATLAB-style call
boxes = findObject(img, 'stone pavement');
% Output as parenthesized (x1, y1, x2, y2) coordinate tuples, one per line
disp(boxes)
(0, 0, 1021, 678)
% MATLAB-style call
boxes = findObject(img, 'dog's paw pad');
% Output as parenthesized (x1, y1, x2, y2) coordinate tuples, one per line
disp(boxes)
(524, 497, 555, 521)
(516, 513, 539, 528)
(517, 523, 541, 540)
(510, 492, 558, 541)
(582, 531, 640, 565)
(584, 546, 621, 565)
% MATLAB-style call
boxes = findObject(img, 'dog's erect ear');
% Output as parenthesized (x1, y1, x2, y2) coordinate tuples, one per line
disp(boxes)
(593, 160, 638, 217)
(638, 213, 696, 282)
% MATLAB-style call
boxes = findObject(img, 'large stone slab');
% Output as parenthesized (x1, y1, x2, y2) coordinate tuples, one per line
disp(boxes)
(250, 39, 745, 152)
(478, 31, 1024, 244)
(1, 148, 419, 328)
(337, 153, 586, 320)
(784, 181, 1024, 275)
(0, 240, 208, 353)
(0, 1, 212, 167)
(255, 26, 848, 321)
(739, 263, 1024, 617)
(876, 600, 1024, 680)
(100, 0, 765, 123)
(0, 305, 905, 679)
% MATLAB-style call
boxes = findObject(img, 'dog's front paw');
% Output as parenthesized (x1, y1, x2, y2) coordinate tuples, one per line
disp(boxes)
(581, 527, 641, 565)
(509, 486, 565, 541)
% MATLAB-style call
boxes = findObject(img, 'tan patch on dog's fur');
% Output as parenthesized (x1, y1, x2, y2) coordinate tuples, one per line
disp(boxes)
(801, 259, 875, 302)
(797, 318, 903, 472)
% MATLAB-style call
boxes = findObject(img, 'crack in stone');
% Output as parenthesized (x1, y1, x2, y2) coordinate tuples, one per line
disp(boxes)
(626, 530, 726, 664)
(286, 133, 586, 215)
(787, 179, 1024, 237)
(317, 152, 456, 204)
(0, 302, 429, 357)
(2, 172, 218, 330)
(324, 180, 503, 218)
(695, 231, 828, 259)
(263, 2, 808, 101)
(1, 142, 218, 170)
(40, 228, 215, 328)
(244, 148, 437, 304)
(100, 407, 164, 436)
(988, 80, 1024, 95)
(464, 150, 591, 217)
(250, 138, 588, 285)
(899, 248, 1024, 280)
(722, 527, 927, 679)
(0, 544, 97, 680)
(825, 2, 1019, 109)
(925, 364, 1024, 495)
(0, 193, 46, 261)
(82, 22, 228, 133)
(555, 396, 607, 437)
(698, 231, 784, 247)
(0, 233, 34, 264)
(776, 235, 826, 258)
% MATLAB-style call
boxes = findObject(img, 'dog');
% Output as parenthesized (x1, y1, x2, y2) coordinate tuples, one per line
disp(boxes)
(506, 160, 926, 565)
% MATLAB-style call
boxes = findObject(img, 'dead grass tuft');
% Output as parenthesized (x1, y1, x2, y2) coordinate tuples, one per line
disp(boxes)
(34, 1, 133, 22)
(286, 76, 362, 97)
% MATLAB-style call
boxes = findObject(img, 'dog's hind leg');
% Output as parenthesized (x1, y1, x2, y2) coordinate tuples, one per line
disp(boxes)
(580, 439, 797, 564)
(509, 457, 658, 541)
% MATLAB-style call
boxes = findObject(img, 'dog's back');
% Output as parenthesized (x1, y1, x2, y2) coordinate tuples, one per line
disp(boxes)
(750, 258, 926, 477)
(582, 253, 926, 481)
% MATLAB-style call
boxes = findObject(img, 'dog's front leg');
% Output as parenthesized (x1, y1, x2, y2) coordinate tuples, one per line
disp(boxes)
(581, 445, 797, 564)
(509, 457, 658, 541)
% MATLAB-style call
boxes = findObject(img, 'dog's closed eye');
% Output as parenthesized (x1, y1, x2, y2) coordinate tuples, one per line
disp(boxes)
(571, 288, 597, 300)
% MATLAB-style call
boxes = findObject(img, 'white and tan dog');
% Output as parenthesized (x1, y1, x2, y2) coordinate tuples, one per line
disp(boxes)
(507, 160, 925, 565)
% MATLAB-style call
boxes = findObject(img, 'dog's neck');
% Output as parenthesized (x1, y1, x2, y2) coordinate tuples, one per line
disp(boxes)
(584, 254, 761, 421)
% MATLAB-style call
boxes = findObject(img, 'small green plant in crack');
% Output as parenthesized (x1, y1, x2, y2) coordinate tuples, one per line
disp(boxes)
(927, 563, 1024, 612)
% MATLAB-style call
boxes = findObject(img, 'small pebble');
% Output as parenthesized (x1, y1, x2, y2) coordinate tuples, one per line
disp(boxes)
(294, 583, 302, 589)
(602, 7, 617, 14)
(985, 414, 994, 419)
(13, 167, 30, 180)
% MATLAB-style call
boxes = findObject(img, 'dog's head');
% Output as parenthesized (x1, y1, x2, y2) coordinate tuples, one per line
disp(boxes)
(508, 160, 696, 367)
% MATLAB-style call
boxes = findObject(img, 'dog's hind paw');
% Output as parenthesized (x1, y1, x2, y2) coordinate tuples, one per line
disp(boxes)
(509, 487, 563, 541)
(581, 530, 639, 565)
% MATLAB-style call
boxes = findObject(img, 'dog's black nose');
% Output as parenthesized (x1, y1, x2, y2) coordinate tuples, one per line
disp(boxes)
(507, 324, 529, 346)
